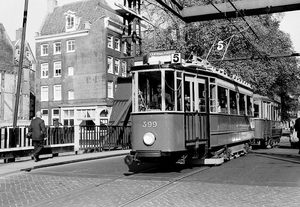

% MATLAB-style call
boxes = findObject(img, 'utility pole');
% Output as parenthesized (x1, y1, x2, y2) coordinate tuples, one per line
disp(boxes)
(12, 0, 29, 146)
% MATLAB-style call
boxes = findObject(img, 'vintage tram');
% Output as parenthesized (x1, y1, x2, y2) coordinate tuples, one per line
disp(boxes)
(124, 51, 254, 165)
(251, 94, 282, 148)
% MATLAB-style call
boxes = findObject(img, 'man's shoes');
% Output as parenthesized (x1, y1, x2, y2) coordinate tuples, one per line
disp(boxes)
(31, 155, 39, 162)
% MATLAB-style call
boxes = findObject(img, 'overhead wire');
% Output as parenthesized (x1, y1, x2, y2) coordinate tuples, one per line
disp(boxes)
(227, 0, 261, 42)
(207, 0, 265, 59)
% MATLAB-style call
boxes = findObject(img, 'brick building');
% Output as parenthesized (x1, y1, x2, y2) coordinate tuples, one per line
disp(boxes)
(35, 0, 130, 126)
(0, 23, 35, 125)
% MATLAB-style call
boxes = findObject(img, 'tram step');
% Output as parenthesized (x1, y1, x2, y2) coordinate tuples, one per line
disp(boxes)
(188, 157, 224, 166)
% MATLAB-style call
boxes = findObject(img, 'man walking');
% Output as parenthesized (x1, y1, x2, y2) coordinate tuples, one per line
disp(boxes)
(29, 111, 46, 162)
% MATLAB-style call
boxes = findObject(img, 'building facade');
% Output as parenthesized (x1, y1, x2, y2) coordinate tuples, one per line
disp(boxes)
(0, 23, 35, 125)
(35, 0, 130, 126)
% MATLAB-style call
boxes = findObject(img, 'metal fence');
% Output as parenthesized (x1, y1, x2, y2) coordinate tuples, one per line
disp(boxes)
(79, 125, 132, 151)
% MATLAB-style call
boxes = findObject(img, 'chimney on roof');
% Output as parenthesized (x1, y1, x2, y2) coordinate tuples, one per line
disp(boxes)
(16, 28, 22, 40)
(47, 0, 57, 14)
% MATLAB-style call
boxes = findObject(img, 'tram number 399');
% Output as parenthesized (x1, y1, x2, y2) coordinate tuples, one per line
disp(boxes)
(142, 121, 158, 128)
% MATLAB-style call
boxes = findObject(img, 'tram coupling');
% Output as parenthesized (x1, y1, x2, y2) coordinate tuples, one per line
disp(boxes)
(124, 154, 141, 165)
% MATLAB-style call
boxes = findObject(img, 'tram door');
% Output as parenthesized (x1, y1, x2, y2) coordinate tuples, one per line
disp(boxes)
(184, 76, 209, 144)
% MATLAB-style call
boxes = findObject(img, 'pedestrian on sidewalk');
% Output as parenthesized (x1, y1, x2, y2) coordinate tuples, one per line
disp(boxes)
(293, 118, 300, 154)
(28, 111, 46, 162)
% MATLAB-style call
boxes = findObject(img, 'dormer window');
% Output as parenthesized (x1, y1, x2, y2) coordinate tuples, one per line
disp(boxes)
(64, 11, 80, 32)
(67, 16, 74, 29)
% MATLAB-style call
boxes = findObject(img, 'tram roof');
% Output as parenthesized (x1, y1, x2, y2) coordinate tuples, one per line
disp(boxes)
(253, 94, 281, 104)
(130, 63, 252, 90)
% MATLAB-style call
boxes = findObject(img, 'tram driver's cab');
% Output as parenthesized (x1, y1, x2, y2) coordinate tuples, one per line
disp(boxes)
(132, 67, 208, 113)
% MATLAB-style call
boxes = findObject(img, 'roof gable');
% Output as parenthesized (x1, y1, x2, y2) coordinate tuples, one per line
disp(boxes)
(40, 0, 122, 36)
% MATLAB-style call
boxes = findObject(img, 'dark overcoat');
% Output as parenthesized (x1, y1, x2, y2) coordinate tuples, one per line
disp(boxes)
(29, 117, 46, 141)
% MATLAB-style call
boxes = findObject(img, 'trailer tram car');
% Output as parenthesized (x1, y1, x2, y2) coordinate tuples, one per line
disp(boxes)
(124, 52, 254, 165)
(252, 94, 282, 148)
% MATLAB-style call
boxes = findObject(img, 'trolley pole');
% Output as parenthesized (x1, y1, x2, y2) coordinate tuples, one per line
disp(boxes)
(12, 0, 29, 147)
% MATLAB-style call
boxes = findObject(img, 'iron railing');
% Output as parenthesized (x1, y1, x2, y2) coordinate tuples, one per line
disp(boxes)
(79, 125, 132, 151)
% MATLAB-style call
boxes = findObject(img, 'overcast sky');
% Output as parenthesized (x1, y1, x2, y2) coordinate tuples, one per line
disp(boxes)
(0, 0, 299, 55)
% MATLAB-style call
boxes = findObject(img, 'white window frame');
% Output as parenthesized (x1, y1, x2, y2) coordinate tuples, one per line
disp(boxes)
(121, 61, 127, 77)
(66, 40, 75, 52)
(108, 56, 113, 74)
(41, 109, 49, 125)
(108, 81, 114, 98)
(41, 86, 49, 101)
(54, 85, 62, 101)
(66, 15, 74, 29)
(53, 42, 61, 54)
(115, 38, 120, 51)
(68, 90, 74, 100)
(52, 109, 60, 123)
(41, 63, 49, 78)
(123, 41, 127, 54)
(54, 61, 62, 77)
(115, 59, 120, 75)
(41, 44, 48, 56)
(107, 35, 113, 49)
(63, 109, 74, 126)
(68, 67, 74, 76)
(77, 109, 96, 119)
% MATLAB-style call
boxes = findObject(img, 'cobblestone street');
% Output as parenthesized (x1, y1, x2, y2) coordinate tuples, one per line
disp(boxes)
(1, 171, 300, 207)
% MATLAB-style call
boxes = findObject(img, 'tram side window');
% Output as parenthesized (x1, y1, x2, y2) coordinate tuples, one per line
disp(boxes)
(210, 84, 217, 112)
(246, 95, 253, 116)
(217, 86, 228, 113)
(239, 94, 246, 115)
(254, 103, 260, 117)
(229, 90, 237, 114)
(165, 71, 175, 111)
(176, 78, 183, 111)
(198, 83, 206, 112)
(184, 81, 191, 111)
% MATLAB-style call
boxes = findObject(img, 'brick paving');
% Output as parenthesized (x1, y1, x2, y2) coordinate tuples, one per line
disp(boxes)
(1, 173, 299, 207)
(0, 141, 300, 207)
(0, 173, 111, 207)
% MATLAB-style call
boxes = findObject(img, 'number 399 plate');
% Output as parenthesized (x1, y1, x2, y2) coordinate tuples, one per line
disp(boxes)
(142, 121, 157, 128)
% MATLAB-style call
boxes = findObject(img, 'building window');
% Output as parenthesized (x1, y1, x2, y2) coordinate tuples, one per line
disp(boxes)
(108, 81, 113, 98)
(52, 109, 60, 124)
(41, 44, 48, 56)
(66, 40, 75, 52)
(41, 63, 49, 78)
(107, 56, 113, 74)
(41, 109, 49, 125)
(123, 41, 127, 54)
(54, 61, 61, 77)
(115, 59, 120, 75)
(41, 86, 49, 101)
(107, 35, 113, 48)
(66, 15, 74, 29)
(77, 109, 95, 119)
(115, 38, 120, 51)
(54, 85, 62, 101)
(68, 90, 74, 100)
(63, 110, 74, 126)
(53, 42, 61, 54)
(68, 67, 74, 76)
(121, 61, 127, 77)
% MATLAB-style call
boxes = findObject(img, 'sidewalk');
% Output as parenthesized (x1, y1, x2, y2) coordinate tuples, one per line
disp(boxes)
(0, 149, 131, 176)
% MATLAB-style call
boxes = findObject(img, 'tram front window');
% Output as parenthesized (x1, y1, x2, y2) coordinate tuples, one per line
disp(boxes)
(137, 71, 175, 111)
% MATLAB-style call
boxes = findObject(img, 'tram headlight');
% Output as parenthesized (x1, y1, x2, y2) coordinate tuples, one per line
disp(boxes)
(143, 132, 156, 146)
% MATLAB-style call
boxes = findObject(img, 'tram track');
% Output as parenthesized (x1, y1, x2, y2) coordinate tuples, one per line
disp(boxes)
(117, 166, 211, 207)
